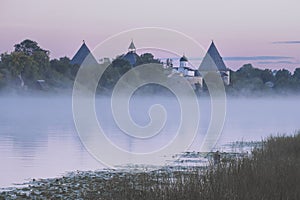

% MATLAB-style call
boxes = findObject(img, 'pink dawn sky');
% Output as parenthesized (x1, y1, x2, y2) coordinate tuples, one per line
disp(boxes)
(1, 0, 300, 71)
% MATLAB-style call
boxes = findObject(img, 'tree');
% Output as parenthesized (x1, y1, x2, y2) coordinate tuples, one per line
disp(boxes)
(229, 64, 274, 95)
(111, 56, 131, 68)
(0, 67, 6, 89)
(275, 69, 291, 80)
(274, 69, 293, 90)
(260, 69, 274, 83)
(98, 57, 131, 90)
(0, 51, 39, 86)
(235, 64, 255, 79)
(293, 68, 300, 80)
(0, 39, 56, 89)
(50, 57, 72, 75)
(136, 53, 161, 65)
(13, 39, 51, 78)
(292, 68, 300, 90)
(14, 39, 49, 56)
(98, 53, 162, 92)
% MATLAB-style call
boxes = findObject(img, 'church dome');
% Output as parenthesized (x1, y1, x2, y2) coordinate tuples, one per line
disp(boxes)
(123, 51, 140, 66)
(180, 55, 188, 62)
(122, 40, 140, 66)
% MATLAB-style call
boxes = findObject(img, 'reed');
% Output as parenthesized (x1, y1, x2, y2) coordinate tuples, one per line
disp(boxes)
(85, 133, 300, 199)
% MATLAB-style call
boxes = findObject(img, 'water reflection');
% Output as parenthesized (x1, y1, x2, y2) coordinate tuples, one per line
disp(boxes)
(0, 97, 102, 188)
(0, 96, 300, 188)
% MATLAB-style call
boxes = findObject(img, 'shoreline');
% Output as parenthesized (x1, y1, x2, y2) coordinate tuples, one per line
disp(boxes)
(0, 141, 258, 199)
(1, 134, 299, 199)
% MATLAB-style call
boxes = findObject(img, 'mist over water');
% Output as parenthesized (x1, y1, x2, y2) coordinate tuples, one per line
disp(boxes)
(0, 94, 300, 188)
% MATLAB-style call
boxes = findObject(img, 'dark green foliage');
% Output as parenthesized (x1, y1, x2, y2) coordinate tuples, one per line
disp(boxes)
(1, 40, 50, 87)
(0, 69, 6, 89)
(112, 56, 131, 68)
(229, 64, 300, 95)
(261, 69, 275, 83)
(0, 51, 39, 87)
(230, 64, 274, 86)
(136, 53, 161, 65)
(98, 57, 131, 90)
(292, 68, 300, 90)
(98, 54, 164, 93)
(0, 39, 76, 90)
(14, 39, 49, 56)
(293, 68, 300, 80)
(50, 57, 73, 77)
(275, 69, 292, 80)
(274, 69, 294, 90)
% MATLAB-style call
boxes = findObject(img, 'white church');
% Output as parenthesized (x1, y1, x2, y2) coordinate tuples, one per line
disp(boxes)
(169, 41, 230, 88)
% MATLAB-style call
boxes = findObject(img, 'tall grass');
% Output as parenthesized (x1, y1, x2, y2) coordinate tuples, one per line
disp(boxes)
(85, 134, 300, 199)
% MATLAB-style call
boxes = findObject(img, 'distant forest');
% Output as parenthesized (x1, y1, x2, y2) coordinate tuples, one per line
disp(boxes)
(1, 39, 300, 95)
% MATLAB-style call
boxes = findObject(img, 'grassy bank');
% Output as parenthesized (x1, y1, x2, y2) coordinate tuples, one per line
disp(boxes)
(1, 134, 300, 199)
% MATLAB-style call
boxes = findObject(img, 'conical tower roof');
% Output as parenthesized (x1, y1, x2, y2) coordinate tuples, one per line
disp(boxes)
(199, 41, 227, 71)
(70, 41, 98, 65)
(128, 40, 136, 52)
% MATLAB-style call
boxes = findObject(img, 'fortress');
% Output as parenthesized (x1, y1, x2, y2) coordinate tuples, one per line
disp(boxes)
(70, 40, 230, 89)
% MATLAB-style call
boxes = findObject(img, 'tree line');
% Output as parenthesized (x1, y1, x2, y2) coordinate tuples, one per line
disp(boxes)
(0, 39, 76, 91)
(0, 39, 300, 95)
(228, 63, 300, 95)
(0, 39, 162, 93)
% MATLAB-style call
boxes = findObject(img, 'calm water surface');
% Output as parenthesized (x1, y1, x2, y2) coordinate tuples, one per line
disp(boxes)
(0, 95, 299, 188)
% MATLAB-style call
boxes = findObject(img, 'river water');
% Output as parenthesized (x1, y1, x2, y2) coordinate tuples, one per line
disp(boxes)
(0, 95, 299, 188)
